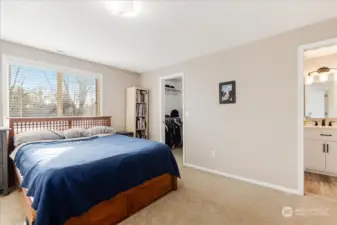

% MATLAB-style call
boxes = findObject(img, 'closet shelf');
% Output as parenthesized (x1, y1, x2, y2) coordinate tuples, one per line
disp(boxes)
(165, 87, 181, 93)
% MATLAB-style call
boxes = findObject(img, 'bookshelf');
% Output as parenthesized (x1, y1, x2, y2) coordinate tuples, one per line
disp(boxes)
(126, 87, 149, 139)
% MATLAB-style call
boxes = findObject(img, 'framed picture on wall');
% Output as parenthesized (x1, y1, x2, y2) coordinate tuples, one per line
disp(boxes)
(219, 81, 236, 104)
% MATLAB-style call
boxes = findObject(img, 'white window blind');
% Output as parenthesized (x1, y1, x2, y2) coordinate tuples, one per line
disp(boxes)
(8, 63, 101, 118)
(62, 73, 100, 116)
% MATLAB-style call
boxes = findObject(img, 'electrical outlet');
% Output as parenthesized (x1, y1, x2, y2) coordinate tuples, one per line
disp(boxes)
(211, 150, 216, 157)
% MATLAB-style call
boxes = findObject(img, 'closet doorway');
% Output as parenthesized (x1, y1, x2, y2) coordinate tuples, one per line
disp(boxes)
(159, 73, 185, 164)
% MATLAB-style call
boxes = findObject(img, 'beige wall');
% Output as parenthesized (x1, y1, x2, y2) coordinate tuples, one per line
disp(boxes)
(141, 18, 337, 190)
(0, 40, 140, 130)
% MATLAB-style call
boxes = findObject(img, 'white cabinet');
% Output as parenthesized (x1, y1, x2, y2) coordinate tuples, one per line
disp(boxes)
(304, 128, 337, 176)
(325, 142, 337, 174)
(304, 139, 325, 171)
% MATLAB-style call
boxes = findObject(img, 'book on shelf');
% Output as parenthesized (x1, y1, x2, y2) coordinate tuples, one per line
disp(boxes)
(136, 130, 147, 139)
(136, 90, 147, 103)
(136, 103, 146, 117)
(136, 117, 146, 130)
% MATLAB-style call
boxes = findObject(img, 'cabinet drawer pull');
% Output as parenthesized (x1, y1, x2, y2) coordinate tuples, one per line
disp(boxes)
(323, 144, 326, 153)
(320, 134, 332, 136)
(327, 144, 329, 154)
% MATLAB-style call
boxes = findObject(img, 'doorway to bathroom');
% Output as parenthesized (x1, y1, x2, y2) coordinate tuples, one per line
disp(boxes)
(159, 73, 185, 164)
(300, 38, 337, 200)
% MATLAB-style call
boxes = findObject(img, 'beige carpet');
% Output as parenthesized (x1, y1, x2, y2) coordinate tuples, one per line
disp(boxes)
(1, 148, 337, 225)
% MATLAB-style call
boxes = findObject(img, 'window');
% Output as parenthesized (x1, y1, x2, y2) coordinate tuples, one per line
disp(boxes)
(8, 61, 101, 118)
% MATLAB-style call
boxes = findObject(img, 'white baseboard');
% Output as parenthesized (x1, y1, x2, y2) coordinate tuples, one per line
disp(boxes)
(183, 163, 301, 195)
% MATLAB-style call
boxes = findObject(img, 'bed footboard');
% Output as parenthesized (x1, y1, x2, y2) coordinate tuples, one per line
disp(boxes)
(65, 174, 177, 225)
(15, 167, 177, 225)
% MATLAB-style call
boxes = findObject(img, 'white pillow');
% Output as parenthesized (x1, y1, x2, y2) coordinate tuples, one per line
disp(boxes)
(87, 126, 116, 136)
(63, 128, 88, 139)
(14, 130, 64, 147)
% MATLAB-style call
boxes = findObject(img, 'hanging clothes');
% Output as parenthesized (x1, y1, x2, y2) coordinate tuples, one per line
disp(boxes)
(170, 109, 179, 117)
(165, 117, 182, 149)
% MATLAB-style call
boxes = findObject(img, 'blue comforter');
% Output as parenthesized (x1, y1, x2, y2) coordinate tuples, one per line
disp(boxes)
(14, 134, 180, 225)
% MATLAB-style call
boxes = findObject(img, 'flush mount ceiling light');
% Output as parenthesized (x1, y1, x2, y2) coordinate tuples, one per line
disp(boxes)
(306, 66, 337, 84)
(103, 0, 142, 17)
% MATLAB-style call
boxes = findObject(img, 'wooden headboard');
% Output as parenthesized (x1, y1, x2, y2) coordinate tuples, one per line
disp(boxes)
(8, 116, 111, 151)
(9, 116, 111, 138)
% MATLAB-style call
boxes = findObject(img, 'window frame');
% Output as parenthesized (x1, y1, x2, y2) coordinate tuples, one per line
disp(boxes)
(2, 55, 103, 121)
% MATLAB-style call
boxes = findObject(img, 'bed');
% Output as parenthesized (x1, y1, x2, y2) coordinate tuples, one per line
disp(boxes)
(8, 117, 179, 225)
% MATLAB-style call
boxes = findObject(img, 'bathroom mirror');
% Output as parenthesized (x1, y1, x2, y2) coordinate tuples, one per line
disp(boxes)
(305, 80, 337, 118)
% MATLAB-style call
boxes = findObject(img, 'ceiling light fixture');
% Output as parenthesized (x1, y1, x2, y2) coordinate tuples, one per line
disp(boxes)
(103, 0, 142, 17)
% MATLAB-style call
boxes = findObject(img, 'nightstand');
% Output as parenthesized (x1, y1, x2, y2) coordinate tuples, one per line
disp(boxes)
(0, 128, 10, 196)
(116, 131, 134, 137)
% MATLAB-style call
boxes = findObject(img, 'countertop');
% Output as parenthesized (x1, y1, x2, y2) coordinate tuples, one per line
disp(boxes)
(305, 126, 337, 129)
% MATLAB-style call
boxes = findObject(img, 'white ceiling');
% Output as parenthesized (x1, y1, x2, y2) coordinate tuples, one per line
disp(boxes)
(2, 1, 337, 73)
(304, 45, 337, 59)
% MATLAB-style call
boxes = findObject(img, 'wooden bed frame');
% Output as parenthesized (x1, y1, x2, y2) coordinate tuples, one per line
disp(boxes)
(8, 117, 177, 225)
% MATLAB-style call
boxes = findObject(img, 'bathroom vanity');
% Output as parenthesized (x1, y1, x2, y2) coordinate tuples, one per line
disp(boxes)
(304, 126, 337, 176)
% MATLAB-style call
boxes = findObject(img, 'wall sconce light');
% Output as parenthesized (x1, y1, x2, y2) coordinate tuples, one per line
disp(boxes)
(307, 67, 337, 84)
(305, 75, 313, 85)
